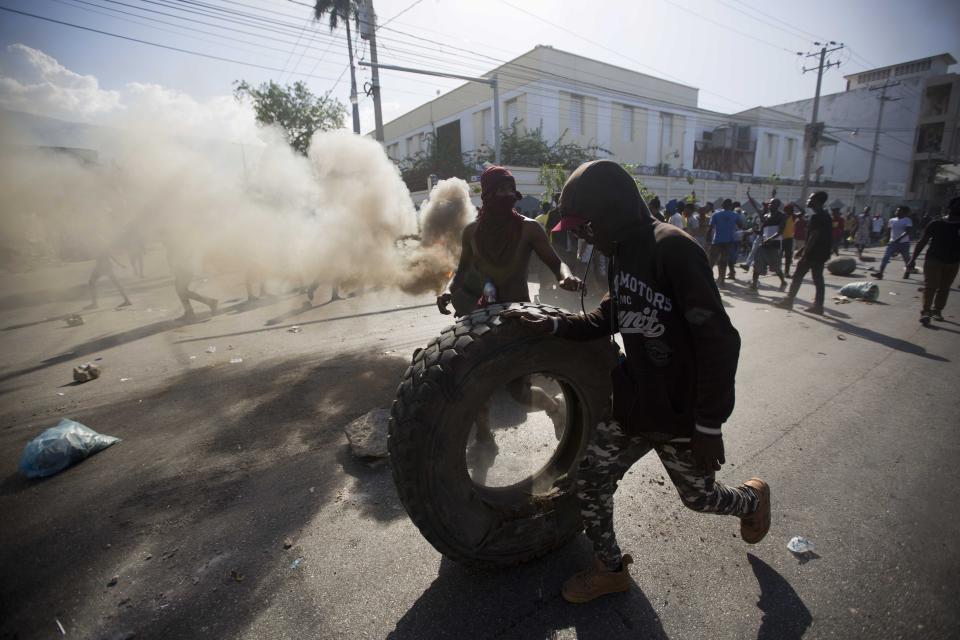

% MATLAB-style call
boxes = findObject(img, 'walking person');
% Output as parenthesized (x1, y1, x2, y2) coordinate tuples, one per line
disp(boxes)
(503, 160, 770, 603)
(870, 210, 885, 245)
(774, 191, 832, 315)
(707, 199, 742, 287)
(871, 206, 914, 280)
(908, 197, 960, 324)
(830, 207, 844, 256)
(781, 203, 798, 276)
(749, 198, 788, 293)
(854, 206, 872, 258)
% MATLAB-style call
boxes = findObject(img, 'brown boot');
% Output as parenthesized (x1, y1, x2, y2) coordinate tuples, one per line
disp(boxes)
(561, 554, 633, 603)
(740, 478, 771, 544)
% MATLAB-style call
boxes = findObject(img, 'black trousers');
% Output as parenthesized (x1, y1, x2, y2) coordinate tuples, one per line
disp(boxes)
(787, 258, 825, 307)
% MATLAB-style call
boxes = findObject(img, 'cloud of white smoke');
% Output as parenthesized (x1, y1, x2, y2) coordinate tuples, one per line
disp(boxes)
(0, 44, 464, 301)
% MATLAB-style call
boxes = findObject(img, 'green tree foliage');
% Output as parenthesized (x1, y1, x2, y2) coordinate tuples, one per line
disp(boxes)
(233, 80, 346, 155)
(500, 122, 608, 170)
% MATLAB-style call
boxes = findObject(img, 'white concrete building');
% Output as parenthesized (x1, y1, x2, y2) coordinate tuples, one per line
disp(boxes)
(381, 46, 705, 172)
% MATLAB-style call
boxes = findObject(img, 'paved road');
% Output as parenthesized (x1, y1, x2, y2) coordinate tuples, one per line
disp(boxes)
(1, 245, 957, 639)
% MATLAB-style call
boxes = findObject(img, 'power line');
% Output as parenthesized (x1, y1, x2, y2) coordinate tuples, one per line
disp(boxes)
(0, 5, 344, 81)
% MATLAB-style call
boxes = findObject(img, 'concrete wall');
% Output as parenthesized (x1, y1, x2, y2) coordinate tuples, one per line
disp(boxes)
(409, 165, 858, 212)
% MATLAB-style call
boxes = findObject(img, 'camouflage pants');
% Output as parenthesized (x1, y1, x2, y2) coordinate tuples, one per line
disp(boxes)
(576, 420, 759, 569)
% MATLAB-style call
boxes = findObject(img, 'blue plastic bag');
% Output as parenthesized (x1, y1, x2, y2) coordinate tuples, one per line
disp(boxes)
(18, 419, 120, 478)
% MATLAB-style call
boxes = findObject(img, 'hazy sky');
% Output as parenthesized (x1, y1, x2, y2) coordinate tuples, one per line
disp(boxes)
(1, 0, 958, 138)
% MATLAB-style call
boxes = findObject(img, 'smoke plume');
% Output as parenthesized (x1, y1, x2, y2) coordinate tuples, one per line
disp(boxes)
(0, 44, 469, 301)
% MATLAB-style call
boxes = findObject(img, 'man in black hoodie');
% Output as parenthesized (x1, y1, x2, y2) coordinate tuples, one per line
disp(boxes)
(503, 161, 770, 603)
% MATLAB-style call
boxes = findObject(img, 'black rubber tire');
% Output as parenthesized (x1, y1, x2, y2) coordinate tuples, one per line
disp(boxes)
(388, 302, 618, 567)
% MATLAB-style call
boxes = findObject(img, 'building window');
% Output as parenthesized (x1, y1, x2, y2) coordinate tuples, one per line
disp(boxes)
(786, 138, 795, 162)
(568, 94, 585, 136)
(386, 143, 399, 160)
(621, 105, 634, 142)
(505, 97, 519, 127)
(473, 108, 491, 148)
(406, 133, 423, 156)
(767, 133, 776, 159)
(924, 84, 953, 117)
(916, 122, 945, 153)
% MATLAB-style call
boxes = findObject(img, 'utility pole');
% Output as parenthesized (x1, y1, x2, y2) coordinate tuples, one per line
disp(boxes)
(358, 0, 384, 142)
(799, 41, 843, 207)
(345, 19, 361, 135)
(864, 81, 901, 209)
(359, 61, 501, 164)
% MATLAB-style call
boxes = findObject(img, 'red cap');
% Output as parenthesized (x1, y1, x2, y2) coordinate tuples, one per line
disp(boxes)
(551, 215, 588, 232)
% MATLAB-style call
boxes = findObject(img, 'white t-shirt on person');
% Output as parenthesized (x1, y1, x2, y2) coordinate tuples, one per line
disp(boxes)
(888, 216, 913, 243)
(669, 212, 684, 228)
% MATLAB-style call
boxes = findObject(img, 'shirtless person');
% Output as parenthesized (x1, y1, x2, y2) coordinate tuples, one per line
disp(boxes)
(437, 166, 582, 447)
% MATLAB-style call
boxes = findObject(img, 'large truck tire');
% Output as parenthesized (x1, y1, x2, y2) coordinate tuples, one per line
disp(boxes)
(388, 302, 618, 567)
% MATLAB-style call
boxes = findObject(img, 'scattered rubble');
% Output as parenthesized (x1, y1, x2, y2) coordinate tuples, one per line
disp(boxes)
(344, 409, 391, 458)
(73, 362, 101, 383)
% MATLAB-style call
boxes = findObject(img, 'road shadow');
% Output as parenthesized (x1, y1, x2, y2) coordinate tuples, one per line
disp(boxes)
(0, 350, 412, 639)
(174, 302, 437, 344)
(748, 554, 813, 640)
(804, 313, 949, 362)
(0, 275, 174, 313)
(387, 548, 669, 640)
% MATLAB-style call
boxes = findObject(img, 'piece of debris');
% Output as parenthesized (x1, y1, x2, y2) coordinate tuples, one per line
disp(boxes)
(65, 314, 84, 327)
(189, 355, 197, 360)
(889, 291, 897, 296)
(283, 538, 294, 549)
(229, 357, 243, 364)
(787, 536, 815, 554)
(108, 574, 119, 587)
(120, 377, 131, 382)
(343, 408, 391, 458)
(57, 392, 65, 396)
(19, 419, 121, 478)
(55, 618, 66, 635)
(290, 557, 304, 570)
(839, 282, 880, 302)
(227, 345, 234, 350)
(288, 325, 303, 334)
(837, 334, 847, 341)
(205, 346, 216, 354)
(230, 569, 243, 582)
(73, 362, 102, 383)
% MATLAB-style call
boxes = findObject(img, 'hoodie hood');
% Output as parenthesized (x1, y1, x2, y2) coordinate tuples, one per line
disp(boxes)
(558, 160, 651, 250)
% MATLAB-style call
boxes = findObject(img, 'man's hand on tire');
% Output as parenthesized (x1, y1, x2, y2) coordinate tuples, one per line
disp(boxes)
(691, 431, 725, 472)
(558, 275, 584, 292)
(500, 309, 554, 334)
(437, 292, 453, 315)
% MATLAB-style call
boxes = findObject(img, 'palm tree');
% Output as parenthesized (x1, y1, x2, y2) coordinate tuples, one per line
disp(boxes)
(313, 0, 363, 134)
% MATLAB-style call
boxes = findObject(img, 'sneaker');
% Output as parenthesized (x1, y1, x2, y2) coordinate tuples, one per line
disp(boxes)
(803, 305, 824, 315)
(920, 314, 931, 326)
(747, 283, 758, 292)
(871, 272, 883, 280)
(739, 264, 750, 272)
(902, 270, 911, 279)
(778, 280, 788, 291)
(561, 554, 633, 603)
(740, 478, 771, 544)
(932, 312, 945, 322)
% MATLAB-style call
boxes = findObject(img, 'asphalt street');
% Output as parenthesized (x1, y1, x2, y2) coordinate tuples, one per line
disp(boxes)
(0, 244, 958, 640)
